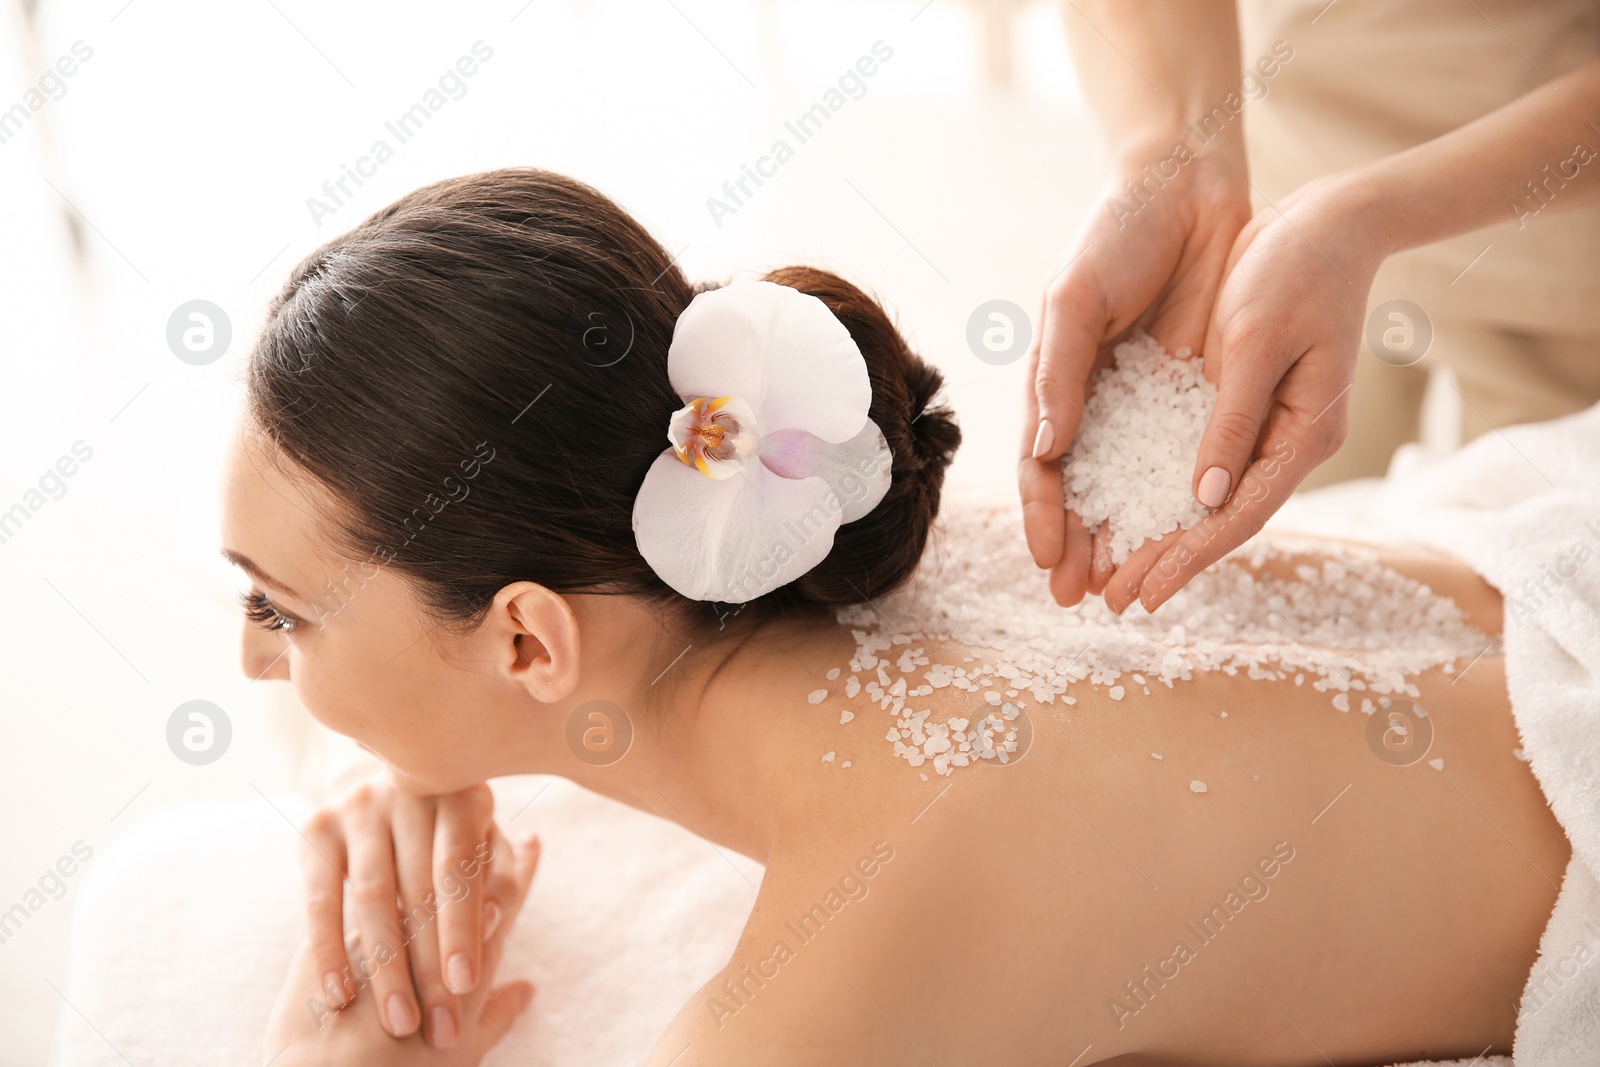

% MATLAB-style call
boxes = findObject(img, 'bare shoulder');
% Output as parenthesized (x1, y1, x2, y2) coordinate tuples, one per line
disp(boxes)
(640, 837, 934, 1067)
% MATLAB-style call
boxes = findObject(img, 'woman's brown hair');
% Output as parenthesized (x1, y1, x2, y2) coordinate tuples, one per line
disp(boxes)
(247, 167, 959, 630)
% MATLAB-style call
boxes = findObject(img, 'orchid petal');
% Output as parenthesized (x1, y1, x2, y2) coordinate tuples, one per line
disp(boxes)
(632, 452, 842, 603)
(667, 280, 869, 443)
(759, 419, 892, 523)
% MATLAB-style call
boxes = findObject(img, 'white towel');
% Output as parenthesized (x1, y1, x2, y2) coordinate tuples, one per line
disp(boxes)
(53, 778, 759, 1066)
(1274, 403, 1600, 1067)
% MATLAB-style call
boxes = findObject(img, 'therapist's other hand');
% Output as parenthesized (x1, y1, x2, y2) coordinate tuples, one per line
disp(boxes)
(1103, 176, 1386, 614)
(1020, 146, 1251, 606)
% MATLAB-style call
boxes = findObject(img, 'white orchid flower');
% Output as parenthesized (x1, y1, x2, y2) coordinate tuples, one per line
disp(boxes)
(631, 280, 893, 604)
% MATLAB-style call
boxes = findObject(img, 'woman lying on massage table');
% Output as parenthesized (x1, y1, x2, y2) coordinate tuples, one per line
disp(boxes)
(228, 168, 1564, 1067)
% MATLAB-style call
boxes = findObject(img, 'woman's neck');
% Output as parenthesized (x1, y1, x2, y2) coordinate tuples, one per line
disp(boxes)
(536, 607, 854, 863)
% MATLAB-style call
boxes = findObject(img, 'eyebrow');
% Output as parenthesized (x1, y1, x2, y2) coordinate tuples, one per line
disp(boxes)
(221, 549, 307, 603)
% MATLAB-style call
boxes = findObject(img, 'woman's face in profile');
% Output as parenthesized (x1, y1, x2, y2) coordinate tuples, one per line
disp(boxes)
(218, 428, 519, 794)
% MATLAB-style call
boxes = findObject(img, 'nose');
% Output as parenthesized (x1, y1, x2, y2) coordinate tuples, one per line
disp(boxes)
(241, 623, 291, 682)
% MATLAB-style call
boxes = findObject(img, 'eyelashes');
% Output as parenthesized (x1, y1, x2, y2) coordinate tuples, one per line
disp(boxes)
(240, 590, 299, 634)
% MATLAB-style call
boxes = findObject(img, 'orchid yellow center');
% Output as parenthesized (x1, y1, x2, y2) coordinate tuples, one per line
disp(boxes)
(667, 395, 760, 480)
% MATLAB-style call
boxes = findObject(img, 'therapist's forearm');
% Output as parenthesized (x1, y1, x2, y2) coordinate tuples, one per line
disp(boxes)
(1344, 57, 1600, 254)
(1061, 1, 1245, 167)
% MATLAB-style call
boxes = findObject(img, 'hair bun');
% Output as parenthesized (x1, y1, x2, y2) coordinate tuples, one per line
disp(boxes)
(904, 361, 961, 471)
(743, 265, 961, 610)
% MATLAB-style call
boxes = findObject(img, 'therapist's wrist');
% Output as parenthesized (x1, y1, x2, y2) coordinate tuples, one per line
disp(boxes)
(1108, 125, 1249, 206)
(1287, 170, 1403, 281)
(1307, 164, 1420, 265)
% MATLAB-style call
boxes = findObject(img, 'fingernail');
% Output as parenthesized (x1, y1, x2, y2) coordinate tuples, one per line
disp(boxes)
(322, 970, 346, 1006)
(1031, 418, 1054, 459)
(429, 1005, 458, 1049)
(446, 952, 476, 994)
(483, 899, 502, 941)
(1197, 465, 1230, 508)
(385, 993, 414, 1037)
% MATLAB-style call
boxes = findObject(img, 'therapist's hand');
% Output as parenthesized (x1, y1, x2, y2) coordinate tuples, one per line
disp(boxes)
(1102, 175, 1388, 614)
(1020, 146, 1251, 606)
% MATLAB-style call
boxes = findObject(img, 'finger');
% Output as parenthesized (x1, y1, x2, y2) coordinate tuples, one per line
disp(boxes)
(1048, 509, 1093, 607)
(298, 809, 354, 1009)
(1138, 410, 1321, 612)
(464, 981, 536, 1058)
(505, 828, 542, 919)
(469, 833, 542, 1055)
(478, 829, 541, 978)
(344, 801, 421, 1039)
(1193, 332, 1293, 512)
(1085, 523, 1116, 597)
(1033, 267, 1107, 462)
(392, 795, 460, 1050)
(1018, 290, 1068, 571)
(435, 784, 495, 997)
(1103, 529, 1184, 615)
(1019, 455, 1068, 570)
(1018, 288, 1047, 458)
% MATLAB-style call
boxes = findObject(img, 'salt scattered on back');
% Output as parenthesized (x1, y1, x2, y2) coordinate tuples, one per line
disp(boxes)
(1151, 753, 1163, 760)
(821, 751, 835, 762)
(1061, 330, 1219, 565)
(830, 491, 1492, 780)
(839, 710, 854, 724)
(807, 689, 827, 705)
(1191, 780, 1207, 794)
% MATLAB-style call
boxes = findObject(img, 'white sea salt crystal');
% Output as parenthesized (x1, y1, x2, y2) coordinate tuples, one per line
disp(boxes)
(1428, 758, 1445, 771)
(1331, 693, 1350, 712)
(845, 676, 861, 698)
(829, 498, 1491, 781)
(807, 689, 827, 704)
(1060, 330, 1219, 565)
(821, 751, 835, 763)
(839, 710, 854, 724)
(885, 727, 900, 743)
(1109, 686, 1125, 701)
(842, 760, 851, 768)
(1151, 753, 1163, 760)
(826, 667, 840, 680)
(1190, 780, 1207, 793)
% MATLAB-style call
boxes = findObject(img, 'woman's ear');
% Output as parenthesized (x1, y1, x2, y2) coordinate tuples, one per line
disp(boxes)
(487, 582, 581, 702)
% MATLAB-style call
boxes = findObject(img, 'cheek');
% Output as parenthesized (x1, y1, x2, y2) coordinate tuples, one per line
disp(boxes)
(290, 638, 472, 780)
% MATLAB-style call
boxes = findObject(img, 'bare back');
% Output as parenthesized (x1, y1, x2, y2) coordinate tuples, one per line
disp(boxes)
(648, 539, 1566, 1067)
